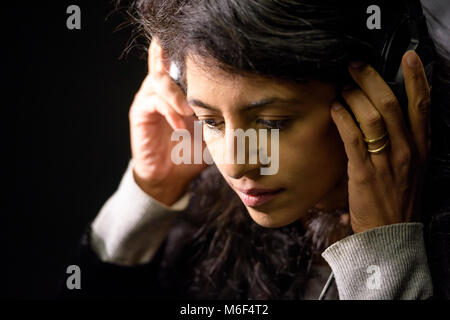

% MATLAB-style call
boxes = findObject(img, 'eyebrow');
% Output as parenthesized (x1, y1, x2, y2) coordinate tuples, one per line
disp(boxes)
(186, 97, 302, 112)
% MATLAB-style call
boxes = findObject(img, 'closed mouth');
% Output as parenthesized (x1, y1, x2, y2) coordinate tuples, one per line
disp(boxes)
(236, 188, 285, 207)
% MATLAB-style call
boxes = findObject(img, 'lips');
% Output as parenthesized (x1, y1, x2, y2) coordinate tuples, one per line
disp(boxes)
(234, 187, 284, 207)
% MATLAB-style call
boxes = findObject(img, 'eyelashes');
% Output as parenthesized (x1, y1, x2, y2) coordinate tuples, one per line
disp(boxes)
(256, 119, 290, 130)
(199, 119, 290, 131)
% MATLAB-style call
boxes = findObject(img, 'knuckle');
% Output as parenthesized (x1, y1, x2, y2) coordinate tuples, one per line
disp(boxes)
(415, 96, 431, 115)
(379, 94, 398, 110)
(129, 101, 141, 120)
(364, 111, 382, 128)
(348, 132, 362, 147)
(350, 166, 374, 185)
(128, 105, 138, 122)
(129, 93, 158, 120)
(348, 133, 359, 145)
(396, 149, 412, 170)
(129, 95, 141, 116)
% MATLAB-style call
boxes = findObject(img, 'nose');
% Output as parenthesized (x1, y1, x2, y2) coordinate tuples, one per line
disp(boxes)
(222, 161, 262, 180)
(220, 131, 265, 179)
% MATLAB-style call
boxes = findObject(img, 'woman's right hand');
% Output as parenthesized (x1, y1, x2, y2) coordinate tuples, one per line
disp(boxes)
(129, 37, 209, 206)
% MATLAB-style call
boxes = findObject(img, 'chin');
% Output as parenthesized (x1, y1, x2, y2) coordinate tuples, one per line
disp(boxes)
(245, 206, 304, 229)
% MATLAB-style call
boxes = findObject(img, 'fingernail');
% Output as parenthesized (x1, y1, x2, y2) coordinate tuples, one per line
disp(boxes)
(405, 50, 419, 68)
(349, 60, 365, 69)
(331, 102, 343, 111)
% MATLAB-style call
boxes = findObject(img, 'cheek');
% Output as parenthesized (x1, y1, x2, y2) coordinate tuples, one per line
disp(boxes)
(303, 111, 343, 157)
(279, 111, 346, 185)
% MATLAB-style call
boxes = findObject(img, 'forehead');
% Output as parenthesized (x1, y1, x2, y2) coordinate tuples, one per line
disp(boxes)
(185, 55, 304, 104)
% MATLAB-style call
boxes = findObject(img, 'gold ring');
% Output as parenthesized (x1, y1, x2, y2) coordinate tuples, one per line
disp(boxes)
(363, 131, 388, 143)
(367, 139, 391, 154)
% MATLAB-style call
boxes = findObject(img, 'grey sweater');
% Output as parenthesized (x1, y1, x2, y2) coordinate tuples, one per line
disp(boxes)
(90, 160, 433, 300)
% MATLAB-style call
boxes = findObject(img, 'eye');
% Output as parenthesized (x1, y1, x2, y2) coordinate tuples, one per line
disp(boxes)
(200, 119, 224, 130)
(198, 118, 291, 131)
(256, 119, 290, 130)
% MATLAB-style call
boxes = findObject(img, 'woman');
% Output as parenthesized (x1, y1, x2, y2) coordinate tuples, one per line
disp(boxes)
(65, 0, 450, 299)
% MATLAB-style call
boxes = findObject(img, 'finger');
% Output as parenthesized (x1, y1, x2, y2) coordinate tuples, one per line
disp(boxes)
(149, 37, 175, 75)
(148, 39, 193, 116)
(153, 96, 187, 131)
(150, 72, 194, 116)
(341, 87, 388, 149)
(136, 75, 154, 97)
(138, 94, 187, 131)
(330, 101, 371, 170)
(148, 38, 156, 74)
(348, 63, 409, 153)
(341, 87, 390, 169)
(401, 50, 431, 165)
(148, 37, 165, 74)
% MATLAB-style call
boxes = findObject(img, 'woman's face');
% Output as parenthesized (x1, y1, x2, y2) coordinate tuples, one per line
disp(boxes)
(186, 56, 349, 228)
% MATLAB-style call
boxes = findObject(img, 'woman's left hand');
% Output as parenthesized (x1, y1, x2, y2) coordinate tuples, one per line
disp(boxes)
(331, 50, 431, 234)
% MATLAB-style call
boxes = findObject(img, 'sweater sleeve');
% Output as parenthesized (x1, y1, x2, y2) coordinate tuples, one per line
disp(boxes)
(90, 159, 191, 266)
(321, 222, 433, 300)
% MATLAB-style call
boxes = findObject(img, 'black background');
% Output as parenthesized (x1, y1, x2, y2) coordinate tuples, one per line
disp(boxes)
(5, 1, 145, 298)
(3, 1, 449, 300)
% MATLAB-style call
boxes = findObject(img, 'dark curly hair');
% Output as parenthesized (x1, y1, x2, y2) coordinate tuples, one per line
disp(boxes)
(114, 0, 450, 299)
